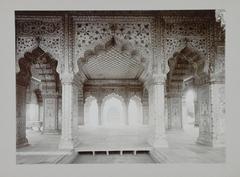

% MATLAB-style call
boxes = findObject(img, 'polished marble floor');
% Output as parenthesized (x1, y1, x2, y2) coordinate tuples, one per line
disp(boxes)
(16, 125, 225, 164)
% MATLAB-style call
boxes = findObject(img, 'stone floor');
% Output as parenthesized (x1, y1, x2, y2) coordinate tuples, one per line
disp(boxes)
(76, 125, 151, 150)
(16, 125, 225, 164)
(17, 130, 61, 153)
(154, 125, 225, 163)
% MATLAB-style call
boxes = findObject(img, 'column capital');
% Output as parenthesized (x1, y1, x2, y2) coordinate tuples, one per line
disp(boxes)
(148, 74, 165, 87)
(124, 97, 130, 104)
(97, 98, 103, 105)
(60, 72, 74, 84)
(41, 93, 60, 98)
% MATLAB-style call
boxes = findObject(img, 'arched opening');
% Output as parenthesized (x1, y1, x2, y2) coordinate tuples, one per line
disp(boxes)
(182, 85, 199, 138)
(84, 96, 98, 126)
(102, 94, 125, 126)
(128, 96, 143, 126)
(26, 78, 43, 131)
(166, 45, 206, 142)
(16, 46, 61, 147)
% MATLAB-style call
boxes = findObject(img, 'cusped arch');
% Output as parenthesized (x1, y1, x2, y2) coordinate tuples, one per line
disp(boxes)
(17, 47, 60, 92)
(101, 92, 125, 126)
(128, 95, 143, 125)
(129, 95, 142, 103)
(167, 45, 207, 79)
(84, 95, 97, 104)
(84, 95, 98, 126)
(102, 92, 125, 107)
(77, 36, 149, 73)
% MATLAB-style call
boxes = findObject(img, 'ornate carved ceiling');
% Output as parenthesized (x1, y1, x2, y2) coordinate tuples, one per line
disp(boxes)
(82, 45, 144, 80)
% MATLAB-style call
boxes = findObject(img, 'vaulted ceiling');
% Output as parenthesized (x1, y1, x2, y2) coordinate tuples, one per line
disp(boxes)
(81, 46, 144, 80)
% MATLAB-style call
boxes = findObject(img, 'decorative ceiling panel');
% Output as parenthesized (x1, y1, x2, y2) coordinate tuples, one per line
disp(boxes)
(82, 46, 144, 80)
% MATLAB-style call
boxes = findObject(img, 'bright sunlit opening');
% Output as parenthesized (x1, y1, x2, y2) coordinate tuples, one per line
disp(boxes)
(103, 97, 124, 126)
(185, 89, 195, 124)
(128, 96, 143, 126)
(84, 97, 98, 126)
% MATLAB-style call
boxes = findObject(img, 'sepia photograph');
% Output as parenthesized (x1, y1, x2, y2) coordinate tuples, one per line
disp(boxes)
(1, 0, 240, 177)
(15, 10, 226, 164)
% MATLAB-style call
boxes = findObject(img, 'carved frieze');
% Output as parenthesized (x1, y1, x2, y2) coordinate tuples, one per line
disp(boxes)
(162, 16, 211, 75)
(214, 46, 225, 74)
(72, 16, 153, 58)
(16, 16, 64, 73)
(197, 85, 211, 135)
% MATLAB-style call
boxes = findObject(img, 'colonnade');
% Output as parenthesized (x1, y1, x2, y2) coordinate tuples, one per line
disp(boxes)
(85, 95, 142, 126)
(17, 71, 225, 150)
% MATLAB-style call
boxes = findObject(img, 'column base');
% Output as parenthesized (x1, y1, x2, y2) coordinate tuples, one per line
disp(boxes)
(59, 138, 74, 150)
(196, 138, 212, 146)
(197, 136, 225, 147)
(212, 140, 225, 147)
(42, 129, 60, 135)
(31, 121, 42, 131)
(16, 137, 29, 148)
(213, 133, 225, 147)
(148, 136, 168, 148)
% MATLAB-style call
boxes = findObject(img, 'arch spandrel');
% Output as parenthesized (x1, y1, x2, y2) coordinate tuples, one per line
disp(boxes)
(15, 16, 64, 75)
(72, 16, 155, 77)
(16, 46, 61, 93)
(166, 44, 208, 80)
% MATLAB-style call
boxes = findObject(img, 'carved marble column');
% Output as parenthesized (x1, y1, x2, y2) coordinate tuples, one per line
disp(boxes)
(142, 89, 149, 125)
(97, 99, 103, 125)
(167, 94, 183, 129)
(142, 103, 148, 125)
(196, 84, 212, 146)
(210, 83, 225, 147)
(39, 103, 44, 131)
(16, 84, 29, 147)
(197, 83, 225, 147)
(59, 73, 78, 150)
(148, 77, 168, 148)
(164, 95, 169, 130)
(78, 87, 84, 125)
(182, 95, 187, 129)
(123, 98, 130, 125)
(194, 100, 199, 126)
(42, 94, 59, 134)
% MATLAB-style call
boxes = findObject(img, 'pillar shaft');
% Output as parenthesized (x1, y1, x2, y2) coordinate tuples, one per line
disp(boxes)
(16, 84, 29, 147)
(123, 98, 129, 125)
(182, 96, 187, 129)
(59, 73, 78, 150)
(97, 100, 102, 125)
(167, 94, 183, 129)
(78, 87, 84, 125)
(42, 94, 59, 134)
(197, 83, 225, 147)
(194, 100, 199, 126)
(148, 79, 168, 148)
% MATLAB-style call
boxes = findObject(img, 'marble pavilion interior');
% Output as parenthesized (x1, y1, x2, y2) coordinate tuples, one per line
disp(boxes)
(16, 10, 225, 164)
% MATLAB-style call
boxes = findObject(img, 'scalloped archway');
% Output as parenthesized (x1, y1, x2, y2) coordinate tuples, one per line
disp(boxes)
(84, 96, 98, 126)
(102, 93, 125, 126)
(75, 36, 151, 83)
(166, 45, 209, 144)
(16, 46, 61, 147)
